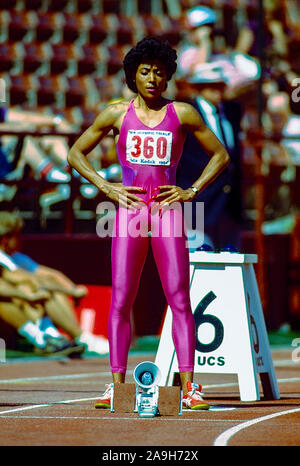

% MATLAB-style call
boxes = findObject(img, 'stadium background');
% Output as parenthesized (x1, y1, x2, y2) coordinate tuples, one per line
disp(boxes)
(0, 0, 299, 349)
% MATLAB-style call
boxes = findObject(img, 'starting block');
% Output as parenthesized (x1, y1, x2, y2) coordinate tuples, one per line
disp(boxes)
(111, 383, 182, 416)
(112, 383, 136, 413)
(155, 251, 280, 402)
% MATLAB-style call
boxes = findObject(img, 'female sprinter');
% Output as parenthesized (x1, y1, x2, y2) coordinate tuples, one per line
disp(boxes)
(67, 37, 230, 410)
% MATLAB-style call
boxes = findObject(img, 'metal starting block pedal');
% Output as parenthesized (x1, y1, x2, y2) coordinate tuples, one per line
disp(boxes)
(111, 383, 182, 417)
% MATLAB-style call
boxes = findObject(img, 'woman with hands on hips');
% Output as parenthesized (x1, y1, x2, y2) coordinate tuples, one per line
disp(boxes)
(67, 37, 230, 410)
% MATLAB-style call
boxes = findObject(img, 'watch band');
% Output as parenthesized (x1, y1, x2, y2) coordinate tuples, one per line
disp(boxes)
(190, 186, 198, 194)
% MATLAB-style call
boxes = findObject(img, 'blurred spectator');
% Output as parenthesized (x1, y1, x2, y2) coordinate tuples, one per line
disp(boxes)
(0, 246, 84, 356)
(263, 90, 299, 183)
(176, 5, 216, 81)
(0, 211, 109, 355)
(237, 0, 289, 62)
(0, 103, 124, 212)
(175, 5, 261, 251)
(260, 91, 300, 231)
(235, 0, 299, 111)
(264, 91, 300, 155)
(176, 5, 261, 101)
(0, 105, 86, 219)
(0, 105, 73, 183)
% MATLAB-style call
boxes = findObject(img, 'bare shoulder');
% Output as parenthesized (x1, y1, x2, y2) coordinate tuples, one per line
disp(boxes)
(107, 99, 131, 116)
(92, 100, 130, 131)
(172, 101, 204, 128)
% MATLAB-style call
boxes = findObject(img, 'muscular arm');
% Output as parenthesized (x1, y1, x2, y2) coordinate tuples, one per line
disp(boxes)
(67, 103, 122, 192)
(154, 102, 230, 205)
(2, 267, 40, 291)
(0, 277, 49, 302)
(68, 102, 146, 209)
(176, 102, 230, 196)
(34, 265, 87, 298)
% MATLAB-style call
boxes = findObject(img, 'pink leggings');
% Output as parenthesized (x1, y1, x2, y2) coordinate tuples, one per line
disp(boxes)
(108, 205, 196, 374)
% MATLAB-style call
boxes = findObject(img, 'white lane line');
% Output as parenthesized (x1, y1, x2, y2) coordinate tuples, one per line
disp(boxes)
(0, 415, 242, 422)
(0, 381, 298, 422)
(213, 407, 300, 446)
(0, 372, 299, 388)
(0, 404, 53, 415)
(203, 377, 300, 390)
(0, 396, 104, 415)
(0, 398, 237, 417)
(277, 377, 300, 384)
(203, 382, 238, 389)
(0, 370, 134, 385)
(274, 359, 300, 367)
(0, 373, 108, 384)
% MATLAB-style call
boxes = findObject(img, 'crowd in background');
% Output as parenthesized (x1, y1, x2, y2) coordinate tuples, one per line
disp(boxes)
(0, 0, 299, 350)
(0, 0, 298, 234)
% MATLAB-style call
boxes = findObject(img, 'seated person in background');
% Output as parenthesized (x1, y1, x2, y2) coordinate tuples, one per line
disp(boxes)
(264, 91, 300, 168)
(0, 105, 74, 183)
(0, 211, 109, 355)
(0, 247, 84, 356)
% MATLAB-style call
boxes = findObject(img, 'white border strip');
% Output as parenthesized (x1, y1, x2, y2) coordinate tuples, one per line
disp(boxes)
(213, 407, 300, 446)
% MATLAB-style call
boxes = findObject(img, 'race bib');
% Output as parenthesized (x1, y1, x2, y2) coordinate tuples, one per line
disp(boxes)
(126, 129, 172, 166)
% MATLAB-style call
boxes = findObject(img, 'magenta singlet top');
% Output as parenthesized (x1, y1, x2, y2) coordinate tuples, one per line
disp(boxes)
(116, 99, 185, 203)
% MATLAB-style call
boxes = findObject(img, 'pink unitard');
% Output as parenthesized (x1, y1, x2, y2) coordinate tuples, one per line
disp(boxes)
(108, 100, 196, 373)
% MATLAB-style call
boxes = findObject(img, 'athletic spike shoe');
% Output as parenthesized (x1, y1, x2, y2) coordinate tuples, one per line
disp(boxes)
(94, 383, 114, 409)
(182, 382, 210, 410)
(34, 335, 85, 357)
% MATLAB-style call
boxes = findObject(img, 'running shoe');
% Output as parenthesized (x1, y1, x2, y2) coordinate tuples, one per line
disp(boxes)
(94, 383, 114, 409)
(182, 382, 210, 410)
(76, 331, 109, 355)
(34, 335, 85, 357)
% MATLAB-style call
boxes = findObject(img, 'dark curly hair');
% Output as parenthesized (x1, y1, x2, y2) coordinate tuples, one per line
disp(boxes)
(123, 37, 177, 93)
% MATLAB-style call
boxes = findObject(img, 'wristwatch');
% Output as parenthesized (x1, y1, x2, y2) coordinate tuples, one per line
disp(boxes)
(190, 186, 198, 195)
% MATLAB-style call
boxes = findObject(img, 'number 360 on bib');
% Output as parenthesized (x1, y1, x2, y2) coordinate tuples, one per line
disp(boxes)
(126, 129, 172, 166)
